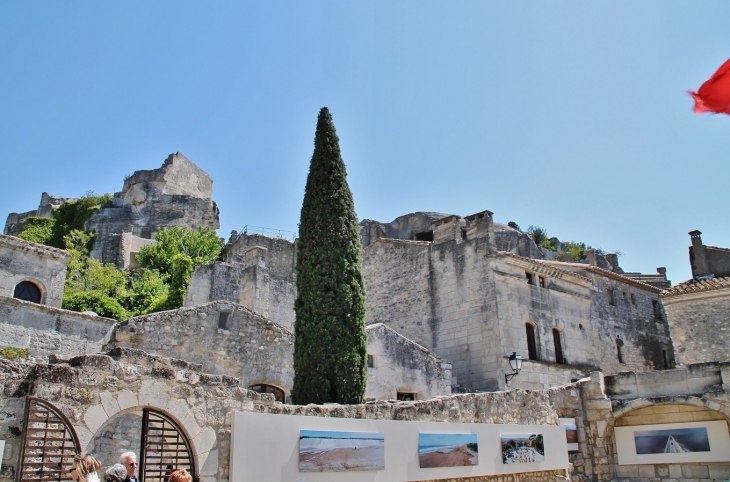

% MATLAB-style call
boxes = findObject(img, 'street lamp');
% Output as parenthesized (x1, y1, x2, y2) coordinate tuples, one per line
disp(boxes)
(505, 352, 524, 385)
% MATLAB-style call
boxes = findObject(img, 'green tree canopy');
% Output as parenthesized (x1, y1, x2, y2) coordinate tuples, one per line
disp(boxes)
(291, 107, 367, 405)
(136, 226, 221, 279)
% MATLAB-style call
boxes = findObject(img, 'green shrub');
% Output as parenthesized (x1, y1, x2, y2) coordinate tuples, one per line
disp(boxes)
(0, 347, 29, 360)
(18, 217, 55, 245)
(62, 291, 128, 321)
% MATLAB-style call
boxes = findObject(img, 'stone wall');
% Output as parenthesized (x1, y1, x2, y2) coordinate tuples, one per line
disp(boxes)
(365, 323, 451, 400)
(223, 233, 296, 282)
(184, 258, 296, 331)
(362, 239, 433, 346)
(0, 234, 70, 308)
(0, 296, 116, 358)
(113, 301, 295, 396)
(663, 288, 730, 365)
(0, 348, 584, 482)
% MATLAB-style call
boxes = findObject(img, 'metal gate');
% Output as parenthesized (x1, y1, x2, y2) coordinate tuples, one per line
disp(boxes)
(19, 397, 80, 482)
(139, 409, 196, 482)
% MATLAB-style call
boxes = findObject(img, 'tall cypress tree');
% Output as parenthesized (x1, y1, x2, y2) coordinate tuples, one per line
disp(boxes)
(291, 107, 367, 405)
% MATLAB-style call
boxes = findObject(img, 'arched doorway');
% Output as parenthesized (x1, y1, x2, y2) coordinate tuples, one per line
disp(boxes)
(14, 281, 42, 304)
(19, 397, 80, 482)
(139, 409, 197, 482)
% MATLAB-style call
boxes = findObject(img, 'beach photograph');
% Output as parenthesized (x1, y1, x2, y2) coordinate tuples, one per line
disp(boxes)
(502, 434, 545, 464)
(418, 433, 479, 468)
(299, 430, 385, 472)
(634, 427, 710, 454)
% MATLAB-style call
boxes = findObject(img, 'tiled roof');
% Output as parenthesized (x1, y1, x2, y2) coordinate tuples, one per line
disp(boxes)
(537, 259, 662, 293)
(661, 276, 730, 297)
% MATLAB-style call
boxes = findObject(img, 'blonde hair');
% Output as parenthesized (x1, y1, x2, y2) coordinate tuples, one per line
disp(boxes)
(73, 454, 101, 482)
(168, 469, 192, 482)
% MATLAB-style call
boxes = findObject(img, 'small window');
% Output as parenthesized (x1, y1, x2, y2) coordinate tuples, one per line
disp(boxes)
(13, 281, 41, 304)
(461, 228, 467, 241)
(414, 231, 433, 242)
(397, 392, 417, 401)
(616, 337, 624, 364)
(662, 349, 670, 369)
(367, 354, 375, 368)
(553, 328, 565, 364)
(623, 291, 629, 304)
(652, 300, 663, 321)
(218, 312, 230, 329)
(607, 289, 615, 306)
(526, 272, 535, 285)
(526, 323, 538, 361)
(249, 384, 285, 402)
(630, 293, 636, 306)
(539, 276, 546, 288)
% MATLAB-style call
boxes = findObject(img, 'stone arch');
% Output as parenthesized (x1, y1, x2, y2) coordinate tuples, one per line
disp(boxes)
(72, 385, 217, 480)
(602, 397, 730, 480)
(14, 279, 44, 304)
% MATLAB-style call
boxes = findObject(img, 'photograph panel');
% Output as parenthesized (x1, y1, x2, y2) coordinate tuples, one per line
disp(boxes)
(418, 433, 479, 468)
(634, 427, 710, 455)
(299, 430, 385, 472)
(501, 433, 546, 464)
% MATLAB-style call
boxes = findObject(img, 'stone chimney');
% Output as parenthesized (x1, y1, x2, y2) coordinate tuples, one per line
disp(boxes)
(433, 215, 462, 245)
(689, 230, 710, 279)
(464, 210, 496, 250)
(657, 267, 666, 276)
(586, 248, 598, 266)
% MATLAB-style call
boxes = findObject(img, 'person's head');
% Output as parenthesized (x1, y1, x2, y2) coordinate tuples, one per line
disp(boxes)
(72, 454, 101, 482)
(104, 464, 127, 482)
(168, 469, 192, 482)
(119, 452, 137, 477)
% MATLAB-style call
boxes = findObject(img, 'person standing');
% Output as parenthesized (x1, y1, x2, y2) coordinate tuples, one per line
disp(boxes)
(119, 452, 138, 482)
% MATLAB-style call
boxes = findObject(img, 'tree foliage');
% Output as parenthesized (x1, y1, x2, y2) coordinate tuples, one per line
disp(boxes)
(136, 226, 220, 279)
(291, 107, 367, 405)
(18, 217, 55, 245)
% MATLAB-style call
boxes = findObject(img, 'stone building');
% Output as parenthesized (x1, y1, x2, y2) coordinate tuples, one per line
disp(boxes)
(3, 193, 76, 237)
(662, 230, 730, 366)
(361, 210, 674, 392)
(112, 300, 452, 402)
(184, 233, 296, 331)
(0, 233, 70, 308)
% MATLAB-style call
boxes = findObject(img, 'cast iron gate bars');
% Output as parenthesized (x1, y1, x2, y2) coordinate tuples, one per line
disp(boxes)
(19, 397, 80, 482)
(139, 409, 196, 482)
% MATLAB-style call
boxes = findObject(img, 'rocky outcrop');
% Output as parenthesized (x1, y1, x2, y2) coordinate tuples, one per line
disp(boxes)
(86, 152, 220, 266)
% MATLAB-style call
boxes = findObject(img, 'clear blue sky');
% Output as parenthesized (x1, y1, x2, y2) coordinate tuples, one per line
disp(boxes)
(1, 2, 728, 283)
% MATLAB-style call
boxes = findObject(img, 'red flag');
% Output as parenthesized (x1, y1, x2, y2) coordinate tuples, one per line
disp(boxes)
(689, 58, 730, 115)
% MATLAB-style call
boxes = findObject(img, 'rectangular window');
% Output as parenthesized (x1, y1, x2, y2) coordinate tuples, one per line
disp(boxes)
(397, 392, 417, 401)
(652, 300, 663, 321)
(553, 328, 565, 364)
(539, 276, 546, 288)
(526, 272, 534, 285)
(623, 291, 629, 304)
(526, 323, 538, 361)
(662, 349, 670, 369)
(367, 354, 374, 368)
(607, 289, 615, 306)
(218, 312, 230, 330)
(616, 337, 624, 364)
(631, 293, 636, 306)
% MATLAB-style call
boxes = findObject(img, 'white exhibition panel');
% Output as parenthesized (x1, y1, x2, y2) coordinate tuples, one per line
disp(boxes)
(231, 411, 568, 482)
(615, 420, 730, 465)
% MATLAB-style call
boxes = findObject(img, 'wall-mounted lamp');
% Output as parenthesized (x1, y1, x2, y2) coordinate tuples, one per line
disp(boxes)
(505, 352, 524, 384)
